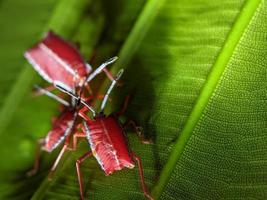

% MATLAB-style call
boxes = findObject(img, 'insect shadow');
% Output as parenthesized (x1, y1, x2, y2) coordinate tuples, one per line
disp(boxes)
(112, 57, 166, 180)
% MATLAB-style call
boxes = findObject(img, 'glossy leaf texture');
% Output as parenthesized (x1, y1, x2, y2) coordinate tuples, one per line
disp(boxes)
(0, 0, 266, 199)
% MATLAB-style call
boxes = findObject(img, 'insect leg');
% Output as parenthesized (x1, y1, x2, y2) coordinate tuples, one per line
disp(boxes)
(83, 82, 93, 96)
(26, 138, 45, 177)
(78, 94, 97, 105)
(78, 106, 94, 122)
(76, 151, 93, 200)
(48, 143, 68, 180)
(102, 68, 116, 81)
(48, 132, 86, 180)
(132, 152, 154, 200)
(87, 94, 111, 103)
(67, 132, 86, 151)
(117, 95, 130, 116)
(123, 119, 153, 144)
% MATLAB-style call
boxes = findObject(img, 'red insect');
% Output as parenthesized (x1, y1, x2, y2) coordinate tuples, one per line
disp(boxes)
(26, 68, 104, 177)
(24, 31, 116, 93)
(56, 69, 154, 200)
(24, 32, 118, 176)
(25, 33, 153, 197)
(39, 110, 75, 153)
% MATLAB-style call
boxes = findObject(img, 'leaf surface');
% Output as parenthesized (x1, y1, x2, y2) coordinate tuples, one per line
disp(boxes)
(155, 0, 267, 199)
(0, 0, 94, 199)
(0, 0, 266, 199)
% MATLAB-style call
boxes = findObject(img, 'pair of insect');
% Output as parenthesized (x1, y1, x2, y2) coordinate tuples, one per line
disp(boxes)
(25, 31, 153, 200)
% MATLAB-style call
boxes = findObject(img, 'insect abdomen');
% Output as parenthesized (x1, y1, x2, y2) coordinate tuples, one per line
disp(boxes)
(25, 31, 89, 90)
(85, 116, 135, 175)
(43, 111, 75, 152)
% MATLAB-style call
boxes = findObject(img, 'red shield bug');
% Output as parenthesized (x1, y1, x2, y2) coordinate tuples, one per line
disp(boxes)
(26, 60, 108, 177)
(26, 84, 95, 177)
(24, 31, 117, 93)
(56, 69, 154, 200)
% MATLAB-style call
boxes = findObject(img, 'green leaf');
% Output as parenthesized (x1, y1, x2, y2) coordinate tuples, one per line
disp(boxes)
(0, 0, 96, 199)
(152, 0, 263, 198)
(155, 0, 267, 199)
(0, 0, 266, 199)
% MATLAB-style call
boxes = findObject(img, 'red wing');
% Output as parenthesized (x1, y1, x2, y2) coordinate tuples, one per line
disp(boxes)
(43, 111, 75, 152)
(85, 116, 135, 175)
(25, 45, 75, 91)
(25, 31, 90, 90)
(42, 32, 89, 77)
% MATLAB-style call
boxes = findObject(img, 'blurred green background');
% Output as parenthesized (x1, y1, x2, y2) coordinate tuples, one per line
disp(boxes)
(0, 0, 266, 199)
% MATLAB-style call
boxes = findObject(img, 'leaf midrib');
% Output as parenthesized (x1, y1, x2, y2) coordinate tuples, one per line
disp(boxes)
(151, 0, 262, 198)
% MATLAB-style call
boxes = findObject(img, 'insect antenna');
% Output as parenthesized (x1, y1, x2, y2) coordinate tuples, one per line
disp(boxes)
(86, 56, 118, 83)
(55, 85, 96, 116)
(34, 85, 70, 107)
(100, 69, 124, 112)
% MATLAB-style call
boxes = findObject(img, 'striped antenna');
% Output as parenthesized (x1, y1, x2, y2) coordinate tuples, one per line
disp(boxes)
(34, 85, 70, 107)
(100, 69, 124, 112)
(55, 85, 96, 116)
(86, 56, 118, 83)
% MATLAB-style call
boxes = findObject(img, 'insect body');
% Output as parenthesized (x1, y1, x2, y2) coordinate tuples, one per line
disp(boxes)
(57, 69, 153, 200)
(25, 31, 117, 92)
(27, 54, 153, 199)
(43, 111, 76, 152)
(27, 111, 75, 176)
(84, 114, 135, 175)
(81, 115, 154, 199)
(25, 31, 91, 91)
(26, 65, 103, 177)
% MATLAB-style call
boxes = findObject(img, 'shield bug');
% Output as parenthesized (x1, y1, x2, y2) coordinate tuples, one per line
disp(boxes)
(24, 31, 117, 93)
(56, 69, 154, 200)
(26, 59, 109, 176)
